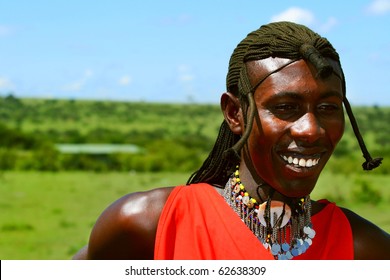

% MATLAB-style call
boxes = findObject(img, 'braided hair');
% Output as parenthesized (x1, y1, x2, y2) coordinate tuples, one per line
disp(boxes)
(187, 21, 382, 186)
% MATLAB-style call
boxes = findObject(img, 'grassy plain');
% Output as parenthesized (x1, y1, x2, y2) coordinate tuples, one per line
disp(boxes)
(1, 97, 389, 259)
(0, 170, 389, 260)
(0, 171, 190, 260)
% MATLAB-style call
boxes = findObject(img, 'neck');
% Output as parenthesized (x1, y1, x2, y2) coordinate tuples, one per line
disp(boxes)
(237, 160, 324, 215)
(238, 160, 286, 202)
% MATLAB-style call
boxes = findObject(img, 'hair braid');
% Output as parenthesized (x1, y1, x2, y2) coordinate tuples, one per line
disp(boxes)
(187, 120, 239, 185)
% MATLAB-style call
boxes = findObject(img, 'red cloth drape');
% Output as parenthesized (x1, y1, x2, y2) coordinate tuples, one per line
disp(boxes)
(154, 183, 353, 260)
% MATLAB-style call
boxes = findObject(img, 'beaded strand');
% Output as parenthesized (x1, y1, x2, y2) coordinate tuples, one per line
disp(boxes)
(223, 166, 316, 260)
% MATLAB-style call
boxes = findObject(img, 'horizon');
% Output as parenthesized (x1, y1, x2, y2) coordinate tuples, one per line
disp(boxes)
(1, 0, 390, 105)
(2, 92, 389, 107)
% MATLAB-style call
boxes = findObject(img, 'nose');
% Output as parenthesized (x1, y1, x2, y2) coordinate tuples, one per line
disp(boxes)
(290, 112, 324, 144)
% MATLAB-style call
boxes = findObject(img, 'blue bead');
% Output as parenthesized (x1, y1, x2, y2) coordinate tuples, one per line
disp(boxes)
(272, 243, 281, 252)
(286, 251, 293, 259)
(281, 243, 290, 252)
(291, 248, 299, 256)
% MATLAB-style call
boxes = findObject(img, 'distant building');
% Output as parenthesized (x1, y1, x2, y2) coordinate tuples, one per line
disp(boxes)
(55, 144, 142, 154)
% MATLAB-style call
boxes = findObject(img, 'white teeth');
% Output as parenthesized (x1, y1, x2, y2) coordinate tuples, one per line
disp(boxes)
(281, 155, 320, 167)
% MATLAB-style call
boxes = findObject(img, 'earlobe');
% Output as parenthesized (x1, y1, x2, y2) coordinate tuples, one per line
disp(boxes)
(221, 92, 243, 135)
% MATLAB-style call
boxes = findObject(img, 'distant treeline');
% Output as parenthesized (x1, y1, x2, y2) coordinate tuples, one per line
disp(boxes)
(0, 94, 389, 173)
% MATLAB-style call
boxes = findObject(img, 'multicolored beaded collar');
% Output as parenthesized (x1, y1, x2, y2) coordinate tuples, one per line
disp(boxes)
(223, 166, 316, 260)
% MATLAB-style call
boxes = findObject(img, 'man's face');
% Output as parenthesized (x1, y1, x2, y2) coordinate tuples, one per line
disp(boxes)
(244, 58, 345, 197)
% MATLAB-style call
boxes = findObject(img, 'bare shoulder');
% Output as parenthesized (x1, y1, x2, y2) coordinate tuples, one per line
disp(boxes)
(82, 186, 174, 260)
(340, 207, 390, 259)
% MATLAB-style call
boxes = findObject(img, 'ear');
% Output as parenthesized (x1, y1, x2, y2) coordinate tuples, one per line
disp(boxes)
(220, 92, 243, 135)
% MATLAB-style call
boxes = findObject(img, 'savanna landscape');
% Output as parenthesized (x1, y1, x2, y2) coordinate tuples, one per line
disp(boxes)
(0, 94, 389, 259)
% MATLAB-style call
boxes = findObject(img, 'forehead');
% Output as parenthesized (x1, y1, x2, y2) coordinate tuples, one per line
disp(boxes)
(246, 58, 344, 100)
(246, 57, 343, 86)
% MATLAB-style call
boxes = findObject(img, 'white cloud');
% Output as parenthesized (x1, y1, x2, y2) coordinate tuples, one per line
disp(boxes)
(178, 64, 195, 82)
(367, 0, 390, 15)
(177, 64, 196, 101)
(0, 77, 14, 89)
(179, 74, 194, 82)
(62, 81, 84, 92)
(271, 7, 315, 25)
(0, 25, 12, 37)
(62, 69, 93, 92)
(118, 75, 132, 86)
(271, 7, 338, 33)
(84, 69, 93, 78)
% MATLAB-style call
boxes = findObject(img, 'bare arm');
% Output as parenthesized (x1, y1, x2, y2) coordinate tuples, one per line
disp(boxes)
(72, 245, 88, 260)
(341, 207, 390, 259)
(73, 187, 173, 260)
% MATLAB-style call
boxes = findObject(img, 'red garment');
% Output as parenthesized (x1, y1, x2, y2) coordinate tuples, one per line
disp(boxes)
(154, 183, 354, 260)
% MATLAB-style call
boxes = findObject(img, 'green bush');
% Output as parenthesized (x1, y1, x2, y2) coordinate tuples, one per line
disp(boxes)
(352, 179, 382, 204)
(0, 148, 17, 169)
(0, 96, 388, 174)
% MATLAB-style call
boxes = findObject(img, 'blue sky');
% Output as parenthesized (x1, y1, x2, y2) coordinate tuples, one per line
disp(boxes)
(1, 0, 390, 105)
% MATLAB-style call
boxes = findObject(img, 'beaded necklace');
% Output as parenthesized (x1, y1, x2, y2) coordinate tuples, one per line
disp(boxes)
(223, 166, 316, 260)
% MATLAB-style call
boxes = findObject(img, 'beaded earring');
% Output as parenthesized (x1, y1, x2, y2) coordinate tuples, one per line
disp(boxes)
(223, 166, 316, 260)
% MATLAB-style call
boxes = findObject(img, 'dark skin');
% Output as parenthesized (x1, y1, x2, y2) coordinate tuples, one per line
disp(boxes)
(73, 58, 390, 260)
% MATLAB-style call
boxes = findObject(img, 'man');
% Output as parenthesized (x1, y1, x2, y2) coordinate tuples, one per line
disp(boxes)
(73, 21, 389, 260)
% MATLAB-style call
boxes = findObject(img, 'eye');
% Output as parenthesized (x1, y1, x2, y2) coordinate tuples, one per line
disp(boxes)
(317, 103, 341, 115)
(272, 103, 299, 114)
(274, 103, 299, 111)
(269, 102, 301, 120)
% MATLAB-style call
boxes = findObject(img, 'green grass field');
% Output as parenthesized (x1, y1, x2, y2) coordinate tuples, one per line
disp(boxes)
(1, 97, 388, 260)
(0, 170, 389, 260)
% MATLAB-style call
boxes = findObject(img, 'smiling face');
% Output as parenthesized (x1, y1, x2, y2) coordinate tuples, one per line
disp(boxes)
(241, 58, 345, 197)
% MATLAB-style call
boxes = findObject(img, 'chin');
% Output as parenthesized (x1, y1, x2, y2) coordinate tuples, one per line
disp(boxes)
(275, 178, 318, 198)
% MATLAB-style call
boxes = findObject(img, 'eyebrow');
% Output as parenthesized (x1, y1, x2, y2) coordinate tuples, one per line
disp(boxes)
(265, 90, 343, 101)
